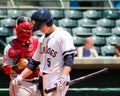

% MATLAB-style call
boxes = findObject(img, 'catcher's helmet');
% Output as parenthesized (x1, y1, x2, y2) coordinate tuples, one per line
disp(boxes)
(15, 16, 33, 43)
(31, 8, 53, 31)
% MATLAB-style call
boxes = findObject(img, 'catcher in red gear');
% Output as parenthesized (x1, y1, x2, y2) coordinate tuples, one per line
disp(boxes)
(2, 16, 42, 96)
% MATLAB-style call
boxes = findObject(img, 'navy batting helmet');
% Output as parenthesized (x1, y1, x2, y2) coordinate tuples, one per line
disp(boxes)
(31, 8, 53, 31)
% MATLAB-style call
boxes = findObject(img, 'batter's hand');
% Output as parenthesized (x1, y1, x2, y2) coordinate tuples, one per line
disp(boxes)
(56, 76, 67, 91)
(12, 75, 22, 86)
(18, 58, 28, 69)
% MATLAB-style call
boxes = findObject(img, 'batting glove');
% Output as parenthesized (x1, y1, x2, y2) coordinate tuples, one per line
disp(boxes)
(12, 75, 22, 86)
(56, 76, 67, 91)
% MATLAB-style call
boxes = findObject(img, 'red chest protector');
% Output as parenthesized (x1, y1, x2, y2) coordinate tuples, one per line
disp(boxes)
(10, 37, 39, 78)
(10, 37, 38, 59)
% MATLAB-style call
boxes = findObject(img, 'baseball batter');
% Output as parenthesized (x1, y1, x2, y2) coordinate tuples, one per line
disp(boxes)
(12, 8, 76, 96)
(3, 16, 42, 96)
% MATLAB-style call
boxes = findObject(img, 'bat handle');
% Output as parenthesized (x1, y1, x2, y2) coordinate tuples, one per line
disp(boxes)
(45, 82, 69, 94)
(45, 85, 57, 94)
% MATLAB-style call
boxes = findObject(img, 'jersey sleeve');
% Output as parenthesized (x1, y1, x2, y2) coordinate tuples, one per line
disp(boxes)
(2, 44, 14, 67)
(60, 31, 76, 57)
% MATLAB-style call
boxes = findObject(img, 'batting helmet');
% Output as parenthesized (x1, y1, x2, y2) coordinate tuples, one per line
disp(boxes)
(15, 16, 33, 43)
(31, 8, 53, 31)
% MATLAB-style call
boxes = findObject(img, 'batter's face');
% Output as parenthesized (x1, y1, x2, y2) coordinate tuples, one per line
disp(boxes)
(40, 24, 51, 34)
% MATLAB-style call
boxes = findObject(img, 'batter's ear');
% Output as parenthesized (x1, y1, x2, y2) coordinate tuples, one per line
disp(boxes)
(46, 18, 53, 27)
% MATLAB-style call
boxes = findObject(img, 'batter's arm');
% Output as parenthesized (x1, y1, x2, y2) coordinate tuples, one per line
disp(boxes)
(61, 66, 71, 77)
(21, 58, 40, 79)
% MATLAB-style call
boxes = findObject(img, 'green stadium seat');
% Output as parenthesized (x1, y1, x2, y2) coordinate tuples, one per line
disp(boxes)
(97, 18, 115, 28)
(61, 27, 73, 35)
(73, 36, 85, 46)
(102, 10, 120, 19)
(58, 18, 77, 28)
(7, 10, 25, 19)
(0, 27, 12, 36)
(94, 46, 101, 55)
(72, 27, 92, 37)
(101, 44, 115, 56)
(92, 26, 112, 37)
(78, 18, 97, 28)
(106, 35, 120, 45)
(115, 19, 120, 26)
(34, 30, 43, 37)
(1, 18, 15, 28)
(6, 35, 16, 44)
(90, 35, 106, 46)
(0, 39, 6, 56)
(26, 10, 35, 18)
(49, 9, 64, 19)
(0, 10, 8, 19)
(111, 27, 120, 36)
(83, 10, 102, 19)
(53, 19, 58, 26)
(64, 9, 83, 19)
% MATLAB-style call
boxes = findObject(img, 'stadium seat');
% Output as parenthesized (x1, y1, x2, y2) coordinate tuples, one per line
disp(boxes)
(61, 27, 73, 35)
(115, 19, 120, 26)
(90, 35, 106, 46)
(92, 26, 112, 37)
(101, 45, 115, 56)
(1, 18, 16, 28)
(6, 35, 16, 44)
(72, 27, 92, 37)
(49, 9, 64, 19)
(0, 39, 6, 56)
(111, 27, 120, 36)
(94, 46, 101, 55)
(73, 36, 85, 46)
(58, 18, 77, 28)
(97, 18, 115, 28)
(102, 10, 120, 19)
(7, 10, 25, 19)
(78, 18, 97, 28)
(53, 19, 58, 26)
(83, 10, 102, 19)
(64, 9, 83, 19)
(0, 27, 12, 36)
(34, 30, 43, 37)
(26, 10, 35, 18)
(106, 35, 120, 45)
(0, 10, 8, 19)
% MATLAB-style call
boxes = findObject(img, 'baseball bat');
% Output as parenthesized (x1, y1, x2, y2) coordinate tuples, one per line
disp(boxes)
(45, 67, 108, 94)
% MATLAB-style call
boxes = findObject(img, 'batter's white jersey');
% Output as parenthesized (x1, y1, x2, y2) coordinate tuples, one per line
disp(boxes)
(33, 27, 76, 74)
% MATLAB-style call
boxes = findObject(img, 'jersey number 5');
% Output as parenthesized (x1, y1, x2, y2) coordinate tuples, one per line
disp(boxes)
(47, 58, 51, 67)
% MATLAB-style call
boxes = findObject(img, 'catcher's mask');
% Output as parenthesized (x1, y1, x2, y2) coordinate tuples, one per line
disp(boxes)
(31, 8, 53, 31)
(15, 16, 33, 43)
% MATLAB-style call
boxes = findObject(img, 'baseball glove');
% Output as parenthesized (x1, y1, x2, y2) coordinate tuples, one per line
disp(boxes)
(17, 58, 28, 69)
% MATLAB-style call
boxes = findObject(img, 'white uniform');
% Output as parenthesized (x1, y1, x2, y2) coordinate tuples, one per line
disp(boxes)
(33, 27, 76, 96)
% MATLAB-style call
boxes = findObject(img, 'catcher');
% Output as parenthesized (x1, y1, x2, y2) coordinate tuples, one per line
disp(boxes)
(2, 16, 42, 96)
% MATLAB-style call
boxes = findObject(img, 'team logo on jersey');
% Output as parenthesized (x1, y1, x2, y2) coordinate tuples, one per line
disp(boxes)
(40, 45, 57, 57)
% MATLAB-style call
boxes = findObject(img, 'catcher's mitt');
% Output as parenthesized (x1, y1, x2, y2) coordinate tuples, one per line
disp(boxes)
(17, 58, 28, 69)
